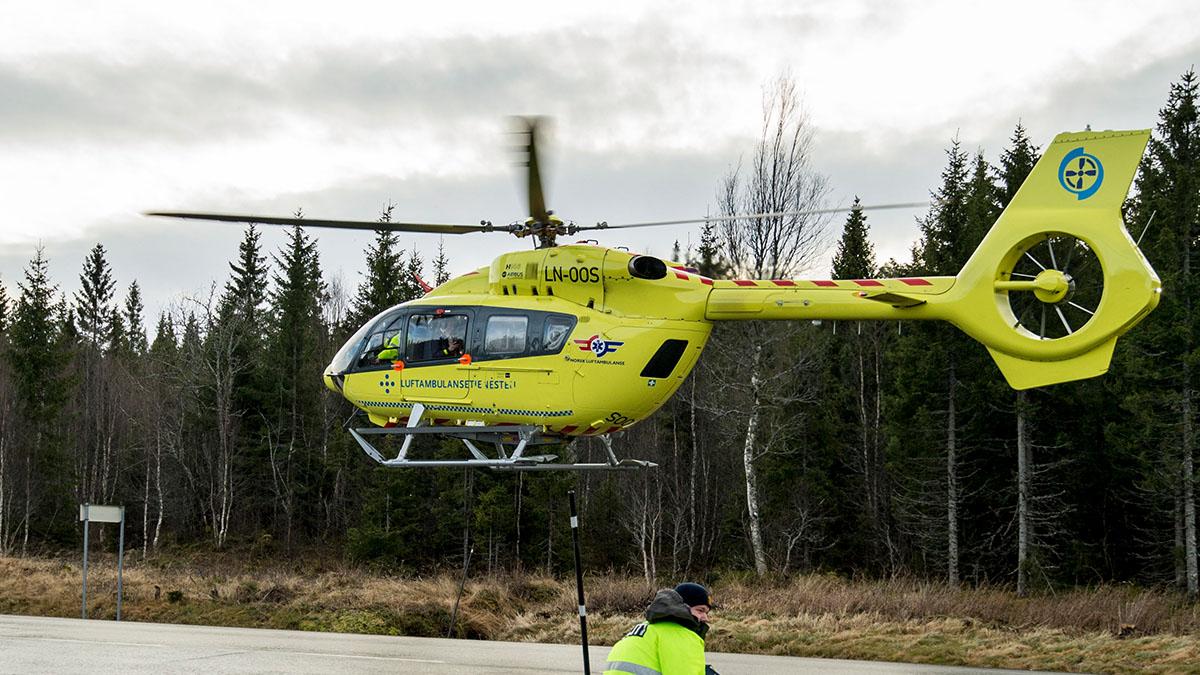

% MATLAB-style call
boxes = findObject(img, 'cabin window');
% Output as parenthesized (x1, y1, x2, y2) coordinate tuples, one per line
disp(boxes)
(406, 314, 469, 363)
(544, 316, 574, 352)
(485, 316, 527, 355)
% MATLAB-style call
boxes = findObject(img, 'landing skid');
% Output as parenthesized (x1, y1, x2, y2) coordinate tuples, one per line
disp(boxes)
(348, 404, 655, 471)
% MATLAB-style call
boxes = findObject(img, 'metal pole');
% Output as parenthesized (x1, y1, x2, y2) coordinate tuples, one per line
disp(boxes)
(568, 490, 590, 675)
(447, 545, 473, 638)
(81, 505, 89, 620)
(116, 507, 125, 621)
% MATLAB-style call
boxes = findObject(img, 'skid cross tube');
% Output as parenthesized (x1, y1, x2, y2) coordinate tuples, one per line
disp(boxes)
(347, 425, 656, 471)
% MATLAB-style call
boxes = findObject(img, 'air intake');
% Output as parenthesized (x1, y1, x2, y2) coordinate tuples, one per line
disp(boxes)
(628, 256, 667, 280)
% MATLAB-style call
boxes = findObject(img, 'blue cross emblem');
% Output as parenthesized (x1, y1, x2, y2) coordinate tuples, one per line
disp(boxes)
(1058, 147, 1104, 201)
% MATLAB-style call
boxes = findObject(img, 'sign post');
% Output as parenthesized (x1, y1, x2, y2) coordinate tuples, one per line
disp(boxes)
(79, 504, 125, 621)
(568, 490, 590, 675)
(80, 504, 89, 620)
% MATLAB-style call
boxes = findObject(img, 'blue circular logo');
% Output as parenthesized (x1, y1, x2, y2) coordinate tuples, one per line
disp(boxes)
(1058, 147, 1104, 200)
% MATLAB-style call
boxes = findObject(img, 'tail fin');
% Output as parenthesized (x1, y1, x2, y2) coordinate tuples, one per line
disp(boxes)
(949, 129, 1159, 389)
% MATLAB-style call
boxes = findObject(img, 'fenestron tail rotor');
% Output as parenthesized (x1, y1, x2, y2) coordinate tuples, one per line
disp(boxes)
(1000, 234, 1103, 341)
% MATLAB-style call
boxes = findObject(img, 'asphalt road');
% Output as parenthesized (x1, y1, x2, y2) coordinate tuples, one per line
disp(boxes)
(0, 614, 1052, 674)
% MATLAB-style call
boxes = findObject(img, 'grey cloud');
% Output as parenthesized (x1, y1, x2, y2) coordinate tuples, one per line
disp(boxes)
(0, 24, 751, 148)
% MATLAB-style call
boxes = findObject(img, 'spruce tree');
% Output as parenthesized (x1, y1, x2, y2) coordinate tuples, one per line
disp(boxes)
(150, 312, 177, 359)
(213, 225, 270, 532)
(73, 244, 123, 505)
(831, 197, 875, 279)
(75, 244, 116, 350)
(689, 219, 730, 279)
(827, 198, 897, 570)
(433, 238, 451, 286)
(123, 281, 148, 356)
(996, 124, 1044, 595)
(349, 206, 407, 327)
(267, 223, 328, 544)
(920, 138, 972, 274)
(0, 274, 9, 333)
(5, 247, 72, 550)
(7, 248, 69, 419)
(219, 225, 268, 328)
(403, 249, 426, 299)
(889, 137, 979, 585)
(998, 122, 1039, 207)
(1121, 68, 1200, 596)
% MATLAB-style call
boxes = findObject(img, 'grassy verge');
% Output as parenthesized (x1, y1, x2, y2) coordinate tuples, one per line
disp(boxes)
(2, 555, 1198, 673)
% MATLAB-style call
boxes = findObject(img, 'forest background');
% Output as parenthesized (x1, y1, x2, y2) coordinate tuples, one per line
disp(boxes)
(1, 69, 1199, 608)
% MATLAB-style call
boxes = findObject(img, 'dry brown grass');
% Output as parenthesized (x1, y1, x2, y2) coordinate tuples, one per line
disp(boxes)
(3, 555, 1199, 673)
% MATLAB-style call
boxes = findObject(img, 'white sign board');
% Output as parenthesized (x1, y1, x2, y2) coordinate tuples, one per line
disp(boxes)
(79, 505, 123, 523)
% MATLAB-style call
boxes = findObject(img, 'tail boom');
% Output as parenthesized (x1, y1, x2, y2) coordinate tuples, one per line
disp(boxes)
(704, 276, 955, 321)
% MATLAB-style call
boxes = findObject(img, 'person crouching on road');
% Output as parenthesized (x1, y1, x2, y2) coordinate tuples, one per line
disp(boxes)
(604, 582, 715, 675)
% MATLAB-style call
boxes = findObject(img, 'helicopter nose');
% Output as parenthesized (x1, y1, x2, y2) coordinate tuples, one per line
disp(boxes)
(324, 371, 344, 393)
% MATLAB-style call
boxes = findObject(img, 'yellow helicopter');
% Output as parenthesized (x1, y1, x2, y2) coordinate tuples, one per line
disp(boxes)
(150, 121, 1160, 471)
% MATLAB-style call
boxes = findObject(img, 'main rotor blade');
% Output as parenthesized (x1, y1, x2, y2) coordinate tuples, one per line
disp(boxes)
(146, 211, 495, 235)
(578, 201, 930, 232)
(514, 116, 550, 223)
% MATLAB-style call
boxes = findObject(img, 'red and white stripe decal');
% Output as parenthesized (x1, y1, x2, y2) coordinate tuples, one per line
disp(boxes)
(684, 275, 935, 288)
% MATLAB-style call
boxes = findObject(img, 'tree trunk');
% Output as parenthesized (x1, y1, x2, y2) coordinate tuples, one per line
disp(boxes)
(0, 426, 7, 556)
(639, 478, 652, 586)
(515, 473, 523, 568)
(687, 376, 699, 572)
(744, 346, 768, 577)
(143, 454, 150, 560)
(22, 429, 35, 557)
(153, 430, 163, 552)
(1016, 390, 1030, 597)
(1176, 481, 1185, 588)
(947, 358, 959, 587)
(1183, 384, 1197, 599)
(858, 327, 874, 523)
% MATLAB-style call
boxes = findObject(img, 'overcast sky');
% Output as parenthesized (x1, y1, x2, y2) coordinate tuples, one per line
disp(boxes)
(1, 0, 1197, 329)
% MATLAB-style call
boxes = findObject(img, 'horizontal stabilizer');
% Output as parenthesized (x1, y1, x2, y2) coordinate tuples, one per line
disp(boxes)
(858, 291, 927, 308)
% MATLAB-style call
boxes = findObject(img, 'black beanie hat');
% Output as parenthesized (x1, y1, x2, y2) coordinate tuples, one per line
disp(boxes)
(673, 582, 712, 608)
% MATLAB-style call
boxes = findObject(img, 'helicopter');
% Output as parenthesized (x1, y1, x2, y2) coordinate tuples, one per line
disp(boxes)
(150, 120, 1160, 471)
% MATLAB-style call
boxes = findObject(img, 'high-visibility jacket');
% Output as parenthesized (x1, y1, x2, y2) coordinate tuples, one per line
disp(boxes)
(604, 589, 707, 675)
(378, 334, 401, 361)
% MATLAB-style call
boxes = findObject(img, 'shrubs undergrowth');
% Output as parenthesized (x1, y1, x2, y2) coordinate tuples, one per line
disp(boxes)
(2, 553, 1198, 673)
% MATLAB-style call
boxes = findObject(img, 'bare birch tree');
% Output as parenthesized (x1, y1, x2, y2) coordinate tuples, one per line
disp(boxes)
(715, 74, 830, 575)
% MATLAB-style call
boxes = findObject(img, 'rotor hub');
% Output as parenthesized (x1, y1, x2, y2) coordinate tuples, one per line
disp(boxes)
(1032, 269, 1074, 304)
